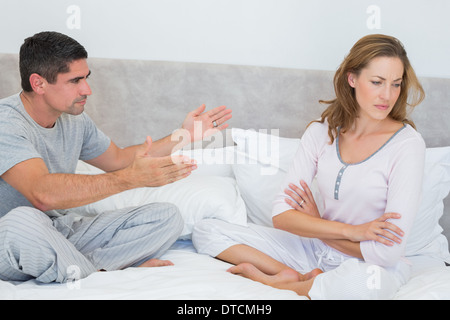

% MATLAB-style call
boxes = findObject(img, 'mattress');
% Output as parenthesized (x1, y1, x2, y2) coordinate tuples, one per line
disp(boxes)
(1, 240, 449, 300)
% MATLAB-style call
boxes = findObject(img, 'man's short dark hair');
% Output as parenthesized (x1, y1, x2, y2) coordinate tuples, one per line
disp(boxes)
(19, 31, 88, 92)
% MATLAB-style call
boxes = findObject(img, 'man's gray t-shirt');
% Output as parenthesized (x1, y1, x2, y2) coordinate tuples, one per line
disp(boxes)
(0, 93, 111, 217)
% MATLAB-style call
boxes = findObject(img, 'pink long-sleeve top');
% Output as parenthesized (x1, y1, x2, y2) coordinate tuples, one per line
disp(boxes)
(272, 120, 426, 267)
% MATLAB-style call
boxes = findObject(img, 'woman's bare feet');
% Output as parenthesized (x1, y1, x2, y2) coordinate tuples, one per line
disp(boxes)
(227, 262, 323, 287)
(138, 258, 174, 268)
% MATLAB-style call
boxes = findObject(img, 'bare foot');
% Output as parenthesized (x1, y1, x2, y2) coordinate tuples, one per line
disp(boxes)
(138, 258, 174, 268)
(227, 263, 322, 286)
(302, 268, 323, 281)
(227, 263, 295, 286)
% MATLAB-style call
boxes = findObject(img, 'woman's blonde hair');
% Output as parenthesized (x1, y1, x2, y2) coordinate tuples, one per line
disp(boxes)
(315, 34, 425, 143)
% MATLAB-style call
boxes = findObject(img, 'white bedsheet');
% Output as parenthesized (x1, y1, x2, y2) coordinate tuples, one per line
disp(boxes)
(395, 265, 450, 299)
(0, 240, 449, 300)
(0, 241, 304, 300)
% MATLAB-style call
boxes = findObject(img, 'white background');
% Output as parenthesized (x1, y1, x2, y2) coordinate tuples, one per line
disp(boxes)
(1, 0, 449, 78)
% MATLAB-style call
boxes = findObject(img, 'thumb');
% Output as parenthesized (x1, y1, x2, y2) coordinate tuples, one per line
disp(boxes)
(191, 104, 206, 117)
(140, 136, 153, 156)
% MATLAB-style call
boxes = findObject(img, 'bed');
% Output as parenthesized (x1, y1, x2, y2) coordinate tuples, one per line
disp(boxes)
(0, 53, 449, 300)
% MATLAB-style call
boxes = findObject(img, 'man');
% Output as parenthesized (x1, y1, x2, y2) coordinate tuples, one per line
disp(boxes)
(0, 31, 232, 283)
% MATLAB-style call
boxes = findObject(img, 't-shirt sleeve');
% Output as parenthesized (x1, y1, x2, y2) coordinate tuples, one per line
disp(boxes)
(79, 113, 111, 161)
(0, 115, 42, 175)
(360, 135, 426, 267)
(272, 122, 328, 217)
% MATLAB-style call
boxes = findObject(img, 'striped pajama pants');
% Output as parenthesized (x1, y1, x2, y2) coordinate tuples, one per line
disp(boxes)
(0, 202, 183, 283)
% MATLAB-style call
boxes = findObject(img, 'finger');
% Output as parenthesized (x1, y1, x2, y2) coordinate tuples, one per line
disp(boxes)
(212, 108, 232, 121)
(210, 112, 232, 128)
(169, 157, 198, 173)
(206, 105, 228, 118)
(191, 104, 206, 117)
(285, 197, 302, 211)
(288, 183, 308, 202)
(154, 161, 195, 182)
(383, 231, 402, 245)
(378, 228, 402, 245)
(374, 235, 395, 247)
(383, 221, 405, 238)
(163, 173, 188, 185)
(300, 180, 315, 203)
(379, 212, 401, 221)
(216, 121, 230, 131)
(169, 154, 197, 166)
(285, 187, 304, 205)
(371, 222, 402, 245)
(164, 164, 197, 179)
(208, 108, 232, 129)
(165, 164, 197, 182)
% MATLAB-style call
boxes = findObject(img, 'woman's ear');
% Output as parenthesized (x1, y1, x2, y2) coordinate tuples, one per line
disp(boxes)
(347, 72, 357, 88)
(28, 73, 47, 94)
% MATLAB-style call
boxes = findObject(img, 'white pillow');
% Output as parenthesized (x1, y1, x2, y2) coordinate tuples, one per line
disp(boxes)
(231, 128, 301, 226)
(406, 147, 450, 260)
(231, 128, 450, 261)
(73, 158, 247, 240)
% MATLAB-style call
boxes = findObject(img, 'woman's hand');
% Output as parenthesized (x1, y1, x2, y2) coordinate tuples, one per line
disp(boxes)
(284, 180, 320, 218)
(344, 212, 404, 246)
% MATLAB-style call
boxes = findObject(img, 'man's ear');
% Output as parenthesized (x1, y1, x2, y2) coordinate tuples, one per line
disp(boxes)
(28, 73, 47, 94)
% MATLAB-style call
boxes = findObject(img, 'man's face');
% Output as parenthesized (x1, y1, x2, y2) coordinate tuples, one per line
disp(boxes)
(42, 59, 92, 116)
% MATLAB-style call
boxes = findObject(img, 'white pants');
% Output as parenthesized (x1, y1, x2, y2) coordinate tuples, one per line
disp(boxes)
(192, 219, 411, 300)
(0, 203, 183, 283)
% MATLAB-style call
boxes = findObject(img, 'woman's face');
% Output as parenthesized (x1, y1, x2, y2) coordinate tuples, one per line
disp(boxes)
(348, 56, 404, 123)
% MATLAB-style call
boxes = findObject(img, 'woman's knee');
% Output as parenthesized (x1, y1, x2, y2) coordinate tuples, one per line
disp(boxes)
(192, 219, 221, 247)
(192, 219, 244, 256)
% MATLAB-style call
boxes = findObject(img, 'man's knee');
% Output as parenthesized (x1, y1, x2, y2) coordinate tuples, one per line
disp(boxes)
(162, 202, 183, 225)
(139, 202, 184, 236)
(0, 207, 57, 282)
(157, 202, 183, 229)
(0, 206, 51, 237)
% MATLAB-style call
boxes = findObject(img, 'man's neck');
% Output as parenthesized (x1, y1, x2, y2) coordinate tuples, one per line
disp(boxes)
(20, 91, 60, 128)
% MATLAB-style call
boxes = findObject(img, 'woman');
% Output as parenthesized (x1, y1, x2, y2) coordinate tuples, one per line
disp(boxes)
(192, 34, 426, 299)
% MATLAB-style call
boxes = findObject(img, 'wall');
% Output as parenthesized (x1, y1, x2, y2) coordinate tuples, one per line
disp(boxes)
(0, 0, 449, 78)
